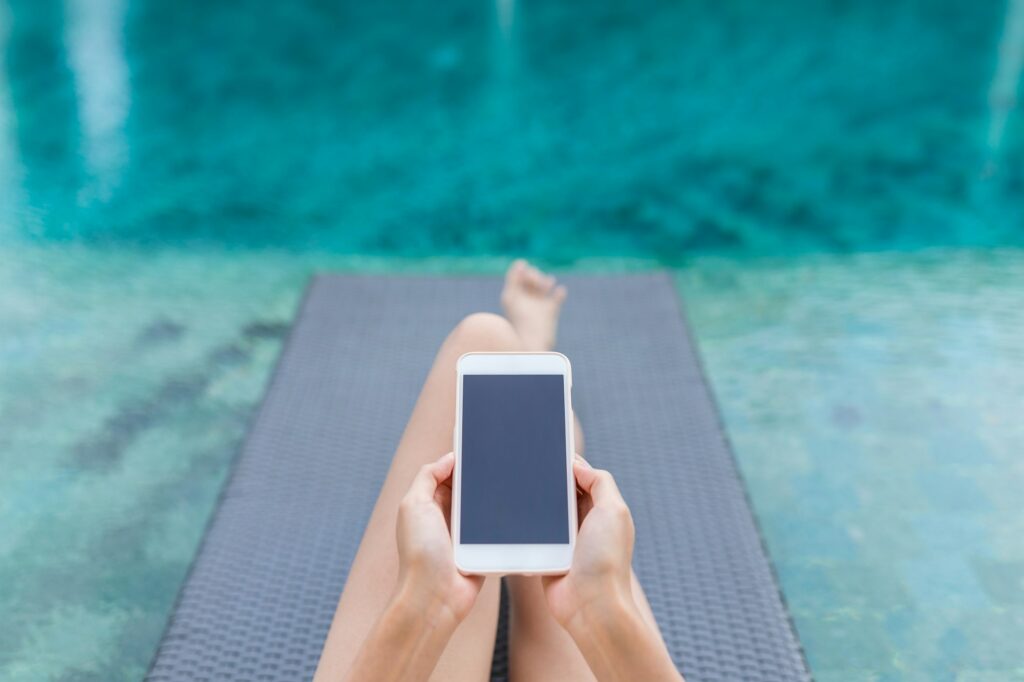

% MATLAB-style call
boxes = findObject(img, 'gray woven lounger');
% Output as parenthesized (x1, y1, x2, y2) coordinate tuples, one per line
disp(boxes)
(147, 273, 810, 682)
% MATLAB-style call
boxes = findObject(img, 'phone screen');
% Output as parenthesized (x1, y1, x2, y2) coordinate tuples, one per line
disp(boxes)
(460, 374, 569, 544)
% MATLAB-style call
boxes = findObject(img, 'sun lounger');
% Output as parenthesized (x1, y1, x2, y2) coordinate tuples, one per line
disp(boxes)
(147, 273, 810, 681)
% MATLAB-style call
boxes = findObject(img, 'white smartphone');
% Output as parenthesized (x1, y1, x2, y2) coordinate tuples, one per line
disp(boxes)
(453, 352, 576, 575)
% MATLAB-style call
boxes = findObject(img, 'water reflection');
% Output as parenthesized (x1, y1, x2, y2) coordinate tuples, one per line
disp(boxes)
(63, 0, 129, 202)
(496, 0, 515, 40)
(985, 0, 1024, 172)
(489, 0, 518, 105)
(0, 3, 26, 233)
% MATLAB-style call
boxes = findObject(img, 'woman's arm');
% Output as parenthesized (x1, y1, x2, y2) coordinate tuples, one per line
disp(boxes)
(342, 580, 460, 681)
(543, 458, 683, 682)
(338, 453, 484, 682)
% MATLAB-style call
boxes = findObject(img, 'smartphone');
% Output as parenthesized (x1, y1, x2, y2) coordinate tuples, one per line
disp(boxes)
(453, 352, 576, 575)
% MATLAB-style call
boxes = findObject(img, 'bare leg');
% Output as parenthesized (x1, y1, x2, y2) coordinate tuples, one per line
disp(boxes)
(501, 262, 663, 682)
(314, 311, 524, 682)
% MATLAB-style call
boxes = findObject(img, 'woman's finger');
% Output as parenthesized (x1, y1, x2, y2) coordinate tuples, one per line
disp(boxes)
(577, 491, 594, 525)
(573, 460, 624, 507)
(434, 483, 452, 508)
(433, 451, 456, 483)
(407, 452, 455, 502)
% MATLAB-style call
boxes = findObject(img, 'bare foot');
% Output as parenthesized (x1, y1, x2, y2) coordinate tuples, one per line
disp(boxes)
(501, 259, 567, 352)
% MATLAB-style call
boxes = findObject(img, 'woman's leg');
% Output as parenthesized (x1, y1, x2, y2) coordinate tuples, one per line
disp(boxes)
(314, 312, 523, 682)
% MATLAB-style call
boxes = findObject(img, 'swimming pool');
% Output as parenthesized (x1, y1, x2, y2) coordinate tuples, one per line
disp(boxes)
(1, 0, 1022, 679)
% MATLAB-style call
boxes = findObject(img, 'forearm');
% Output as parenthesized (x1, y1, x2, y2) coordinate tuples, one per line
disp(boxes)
(565, 590, 682, 682)
(342, 583, 458, 682)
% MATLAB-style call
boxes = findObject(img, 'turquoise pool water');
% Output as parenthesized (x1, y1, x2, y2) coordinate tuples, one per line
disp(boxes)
(1, 0, 1023, 680)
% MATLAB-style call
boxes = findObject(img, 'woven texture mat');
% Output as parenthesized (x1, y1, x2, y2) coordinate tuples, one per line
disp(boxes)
(148, 273, 809, 681)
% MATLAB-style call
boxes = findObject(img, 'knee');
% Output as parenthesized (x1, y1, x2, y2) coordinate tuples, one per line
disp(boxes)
(448, 312, 522, 353)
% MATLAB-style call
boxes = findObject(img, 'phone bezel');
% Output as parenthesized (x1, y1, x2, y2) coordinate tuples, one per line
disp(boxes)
(453, 352, 576, 575)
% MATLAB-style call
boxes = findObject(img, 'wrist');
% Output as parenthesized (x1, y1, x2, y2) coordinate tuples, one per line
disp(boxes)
(565, 589, 650, 681)
(392, 570, 463, 632)
(565, 579, 641, 640)
(563, 583, 681, 682)
(342, 578, 460, 682)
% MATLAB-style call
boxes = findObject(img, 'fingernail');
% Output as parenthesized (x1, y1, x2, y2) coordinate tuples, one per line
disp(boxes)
(574, 454, 591, 468)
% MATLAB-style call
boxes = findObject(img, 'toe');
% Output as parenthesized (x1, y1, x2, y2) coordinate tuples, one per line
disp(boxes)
(506, 259, 527, 285)
(524, 264, 547, 290)
(504, 261, 530, 296)
(552, 284, 568, 304)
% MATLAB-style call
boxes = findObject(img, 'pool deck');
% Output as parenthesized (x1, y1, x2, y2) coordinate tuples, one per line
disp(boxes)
(2, 246, 1023, 681)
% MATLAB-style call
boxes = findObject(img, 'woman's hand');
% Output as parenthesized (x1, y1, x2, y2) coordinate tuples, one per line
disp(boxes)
(395, 452, 484, 625)
(542, 455, 636, 627)
(339, 453, 483, 682)
(543, 456, 683, 681)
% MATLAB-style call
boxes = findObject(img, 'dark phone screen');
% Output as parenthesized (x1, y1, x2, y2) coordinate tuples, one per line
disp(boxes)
(460, 374, 569, 544)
